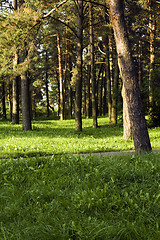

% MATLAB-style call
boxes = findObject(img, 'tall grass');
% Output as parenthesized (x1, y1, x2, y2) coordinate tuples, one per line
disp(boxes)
(1, 153, 160, 239)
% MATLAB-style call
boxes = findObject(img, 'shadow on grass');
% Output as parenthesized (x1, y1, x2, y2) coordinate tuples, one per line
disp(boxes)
(0, 120, 125, 158)
(0, 121, 123, 139)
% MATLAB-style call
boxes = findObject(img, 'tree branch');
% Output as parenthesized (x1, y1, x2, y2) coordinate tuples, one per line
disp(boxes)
(42, 0, 69, 19)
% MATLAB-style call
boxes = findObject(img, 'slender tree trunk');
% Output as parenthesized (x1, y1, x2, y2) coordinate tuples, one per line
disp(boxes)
(99, 71, 103, 116)
(89, 2, 98, 128)
(12, 52, 20, 124)
(57, 33, 64, 120)
(102, 67, 107, 116)
(8, 82, 12, 120)
(45, 50, 49, 117)
(2, 81, 6, 120)
(83, 74, 86, 116)
(109, 0, 151, 152)
(86, 65, 91, 118)
(148, 0, 156, 115)
(68, 53, 72, 119)
(111, 57, 119, 124)
(75, 0, 83, 131)
(106, 36, 112, 122)
(97, 62, 104, 116)
(12, 0, 19, 124)
(21, 71, 32, 131)
(56, 69, 60, 117)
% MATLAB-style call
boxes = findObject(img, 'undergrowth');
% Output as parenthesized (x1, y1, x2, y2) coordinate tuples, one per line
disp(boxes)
(1, 153, 160, 239)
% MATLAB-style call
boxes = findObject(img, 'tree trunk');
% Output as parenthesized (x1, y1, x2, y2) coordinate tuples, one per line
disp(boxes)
(106, 36, 112, 122)
(75, 0, 83, 131)
(89, 2, 98, 128)
(56, 69, 60, 117)
(2, 81, 6, 120)
(111, 57, 119, 124)
(45, 50, 49, 118)
(21, 72, 32, 131)
(148, 0, 156, 116)
(12, 53, 20, 124)
(138, 38, 143, 88)
(122, 85, 132, 139)
(8, 82, 12, 120)
(102, 67, 107, 116)
(57, 33, 64, 120)
(68, 53, 72, 119)
(109, 0, 151, 152)
(12, 0, 19, 124)
(86, 65, 91, 119)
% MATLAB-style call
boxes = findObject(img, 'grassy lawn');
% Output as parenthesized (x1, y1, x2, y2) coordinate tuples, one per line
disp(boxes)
(1, 153, 160, 239)
(1, 117, 160, 239)
(0, 116, 159, 158)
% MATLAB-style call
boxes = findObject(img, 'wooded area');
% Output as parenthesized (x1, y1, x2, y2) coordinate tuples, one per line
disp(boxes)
(0, 0, 159, 151)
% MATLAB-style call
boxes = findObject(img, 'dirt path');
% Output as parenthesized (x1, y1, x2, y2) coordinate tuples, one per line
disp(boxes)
(73, 149, 160, 157)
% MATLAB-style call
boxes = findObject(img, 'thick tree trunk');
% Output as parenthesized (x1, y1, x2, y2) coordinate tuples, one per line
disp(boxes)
(21, 72, 32, 131)
(109, 0, 151, 152)
(57, 34, 64, 120)
(122, 85, 132, 140)
(75, 0, 83, 131)
(138, 38, 143, 88)
(89, 2, 98, 128)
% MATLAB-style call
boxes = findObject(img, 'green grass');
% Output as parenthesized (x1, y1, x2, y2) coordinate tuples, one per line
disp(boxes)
(0, 116, 159, 158)
(1, 117, 160, 239)
(1, 153, 160, 239)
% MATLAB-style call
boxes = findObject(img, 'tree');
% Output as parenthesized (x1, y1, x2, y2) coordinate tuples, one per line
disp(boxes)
(89, 2, 98, 128)
(109, 0, 152, 152)
(75, 0, 83, 131)
(12, 0, 20, 124)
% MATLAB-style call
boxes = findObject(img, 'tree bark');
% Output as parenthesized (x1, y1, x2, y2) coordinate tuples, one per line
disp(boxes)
(89, 2, 98, 128)
(12, 53, 20, 124)
(75, 0, 83, 131)
(21, 72, 32, 131)
(12, 0, 19, 124)
(109, 0, 151, 152)
(111, 57, 119, 124)
(122, 85, 132, 139)
(106, 35, 112, 122)
(138, 38, 143, 88)
(45, 50, 49, 118)
(86, 65, 91, 119)
(148, 0, 156, 116)
(57, 34, 64, 120)
(1, 81, 6, 120)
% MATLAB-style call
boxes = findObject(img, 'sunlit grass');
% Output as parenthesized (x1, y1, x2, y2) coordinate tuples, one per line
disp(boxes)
(0, 117, 159, 158)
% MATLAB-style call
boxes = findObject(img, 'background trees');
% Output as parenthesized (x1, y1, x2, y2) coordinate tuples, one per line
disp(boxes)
(0, 0, 159, 150)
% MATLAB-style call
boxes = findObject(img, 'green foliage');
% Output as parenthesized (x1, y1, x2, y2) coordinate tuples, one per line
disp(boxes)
(1, 153, 160, 239)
